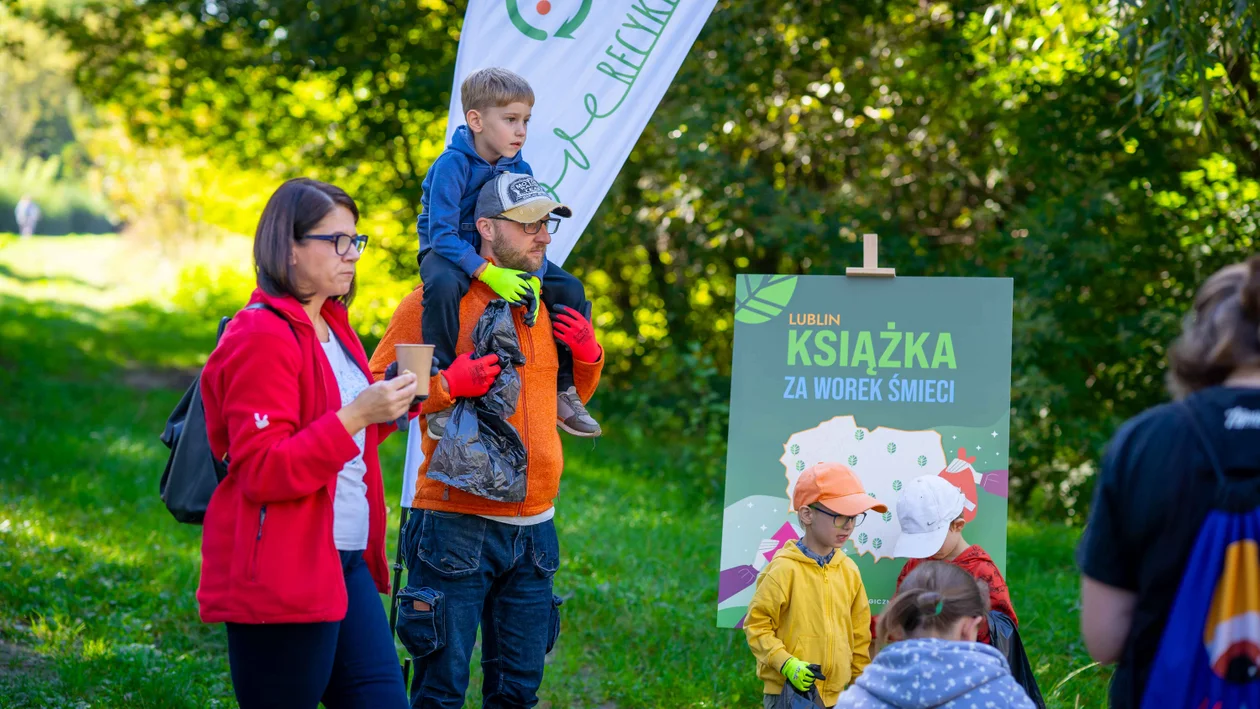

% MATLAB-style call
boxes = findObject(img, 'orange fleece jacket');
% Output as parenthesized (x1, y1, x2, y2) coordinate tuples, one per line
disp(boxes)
(369, 283, 603, 516)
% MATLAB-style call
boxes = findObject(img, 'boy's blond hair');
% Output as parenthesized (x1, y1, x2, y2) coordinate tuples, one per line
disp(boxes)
(461, 68, 535, 116)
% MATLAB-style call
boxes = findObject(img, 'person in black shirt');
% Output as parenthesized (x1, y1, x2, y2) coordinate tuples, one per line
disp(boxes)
(1078, 255, 1260, 708)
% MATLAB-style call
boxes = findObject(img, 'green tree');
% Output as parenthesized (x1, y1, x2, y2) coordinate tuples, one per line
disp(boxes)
(30, 0, 1260, 517)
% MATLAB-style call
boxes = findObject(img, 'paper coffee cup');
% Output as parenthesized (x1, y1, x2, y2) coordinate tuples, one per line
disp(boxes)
(395, 344, 434, 396)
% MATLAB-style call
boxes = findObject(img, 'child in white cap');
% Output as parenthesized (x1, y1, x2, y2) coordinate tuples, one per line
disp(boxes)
(878, 475, 1018, 646)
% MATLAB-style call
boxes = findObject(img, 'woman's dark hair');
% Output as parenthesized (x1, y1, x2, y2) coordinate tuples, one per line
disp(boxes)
(254, 178, 360, 305)
(876, 561, 989, 647)
(1168, 255, 1260, 397)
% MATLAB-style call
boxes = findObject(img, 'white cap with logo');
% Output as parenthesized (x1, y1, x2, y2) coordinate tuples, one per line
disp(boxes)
(892, 475, 968, 559)
(475, 172, 572, 224)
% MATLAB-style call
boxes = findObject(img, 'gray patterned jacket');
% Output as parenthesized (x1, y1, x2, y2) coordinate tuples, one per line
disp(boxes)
(835, 638, 1035, 709)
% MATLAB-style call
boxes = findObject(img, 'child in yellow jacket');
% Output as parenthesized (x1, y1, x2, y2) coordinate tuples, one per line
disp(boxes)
(745, 463, 888, 708)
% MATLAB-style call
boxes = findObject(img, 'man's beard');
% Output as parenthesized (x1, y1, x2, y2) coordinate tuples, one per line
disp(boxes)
(491, 223, 546, 272)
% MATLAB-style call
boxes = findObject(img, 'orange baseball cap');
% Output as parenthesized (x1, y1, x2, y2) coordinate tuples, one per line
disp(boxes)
(793, 462, 889, 515)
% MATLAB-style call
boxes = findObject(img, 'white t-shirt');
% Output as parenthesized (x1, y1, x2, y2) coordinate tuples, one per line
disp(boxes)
(321, 330, 371, 551)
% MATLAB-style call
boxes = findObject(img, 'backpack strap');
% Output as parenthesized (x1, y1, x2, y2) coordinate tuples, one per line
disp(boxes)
(1178, 401, 1228, 485)
(243, 302, 298, 339)
(218, 303, 297, 344)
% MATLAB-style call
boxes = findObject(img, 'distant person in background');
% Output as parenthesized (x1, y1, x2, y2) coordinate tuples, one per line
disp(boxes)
(15, 195, 40, 239)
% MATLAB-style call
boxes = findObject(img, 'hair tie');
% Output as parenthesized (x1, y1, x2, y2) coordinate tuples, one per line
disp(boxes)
(916, 591, 944, 618)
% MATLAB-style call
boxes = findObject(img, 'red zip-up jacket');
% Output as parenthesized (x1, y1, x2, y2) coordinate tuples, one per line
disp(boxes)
(197, 288, 394, 624)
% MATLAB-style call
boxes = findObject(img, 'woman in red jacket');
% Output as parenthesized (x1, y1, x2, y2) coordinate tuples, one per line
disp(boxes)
(199, 178, 417, 708)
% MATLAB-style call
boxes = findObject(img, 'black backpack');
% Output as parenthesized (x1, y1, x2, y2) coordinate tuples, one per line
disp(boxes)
(987, 610, 1046, 708)
(159, 303, 291, 524)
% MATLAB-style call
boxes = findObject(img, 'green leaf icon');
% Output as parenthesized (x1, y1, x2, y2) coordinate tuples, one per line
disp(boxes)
(867, 492, 876, 498)
(790, 444, 800, 455)
(917, 455, 927, 467)
(892, 480, 902, 491)
(857, 533, 868, 544)
(887, 443, 897, 454)
(872, 538, 883, 549)
(854, 430, 865, 441)
(734, 274, 799, 324)
(882, 511, 892, 522)
(795, 460, 805, 472)
(848, 455, 858, 466)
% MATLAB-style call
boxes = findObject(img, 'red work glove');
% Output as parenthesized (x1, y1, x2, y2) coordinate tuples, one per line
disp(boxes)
(551, 304, 602, 363)
(441, 352, 501, 398)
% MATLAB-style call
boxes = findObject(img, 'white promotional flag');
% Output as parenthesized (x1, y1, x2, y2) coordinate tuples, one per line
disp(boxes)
(446, 0, 718, 266)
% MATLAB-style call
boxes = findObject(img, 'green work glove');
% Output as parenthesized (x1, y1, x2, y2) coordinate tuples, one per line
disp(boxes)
(780, 657, 818, 693)
(478, 264, 529, 304)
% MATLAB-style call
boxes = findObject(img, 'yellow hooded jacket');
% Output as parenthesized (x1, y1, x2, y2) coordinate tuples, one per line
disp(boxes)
(743, 540, 873, 706)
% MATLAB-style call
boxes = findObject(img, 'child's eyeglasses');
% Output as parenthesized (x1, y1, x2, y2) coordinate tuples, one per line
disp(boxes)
(808, 506, 866, 528)
(301, 233, 369, 255)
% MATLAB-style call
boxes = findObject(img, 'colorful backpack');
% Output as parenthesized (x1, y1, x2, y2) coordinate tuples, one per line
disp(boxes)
(1141, 404, 1260, 708)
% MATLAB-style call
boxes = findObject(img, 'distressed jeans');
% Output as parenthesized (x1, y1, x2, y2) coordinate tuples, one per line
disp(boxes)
(396, 510, 562, 709)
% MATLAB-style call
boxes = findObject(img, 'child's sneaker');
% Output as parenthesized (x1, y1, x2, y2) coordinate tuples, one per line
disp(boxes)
(426, 408, 453, 440)
(557, 387, 601, 437)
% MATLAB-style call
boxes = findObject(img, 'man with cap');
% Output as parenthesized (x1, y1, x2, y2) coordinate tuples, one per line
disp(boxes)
(422, 170, 603, 439)
(884, 474, 1018, 645)
(745, 462, 888, 708)
(369, 172, 605, 709)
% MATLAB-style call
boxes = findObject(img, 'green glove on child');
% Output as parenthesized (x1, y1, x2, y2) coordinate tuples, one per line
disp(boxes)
(780, 657, 818, 693)
(477, 264, 529, 303)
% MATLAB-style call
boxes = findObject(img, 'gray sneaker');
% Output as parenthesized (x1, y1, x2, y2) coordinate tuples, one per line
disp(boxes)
(426, 407, 453, 440)
(557, 387, 602, 437)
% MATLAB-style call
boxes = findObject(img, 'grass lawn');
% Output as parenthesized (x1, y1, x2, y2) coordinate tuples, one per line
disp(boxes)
(0, 235, 1111, 707)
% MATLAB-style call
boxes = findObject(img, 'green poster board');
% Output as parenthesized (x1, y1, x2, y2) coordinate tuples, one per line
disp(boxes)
(717, 274, 1014, 629)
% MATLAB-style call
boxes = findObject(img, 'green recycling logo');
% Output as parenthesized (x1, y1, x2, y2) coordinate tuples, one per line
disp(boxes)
(507, 0, 592, 41)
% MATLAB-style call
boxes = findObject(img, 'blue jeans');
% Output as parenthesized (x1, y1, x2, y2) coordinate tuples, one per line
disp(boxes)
(396, 510, 562, 709)
(226, 550, 409, 709)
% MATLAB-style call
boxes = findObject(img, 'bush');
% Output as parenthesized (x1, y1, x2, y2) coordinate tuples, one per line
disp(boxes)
(591, 342, 732, 505)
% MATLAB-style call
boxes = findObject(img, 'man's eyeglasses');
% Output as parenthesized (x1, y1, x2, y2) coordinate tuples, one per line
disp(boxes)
(489, 216, 561, 235)
(808, 506, 866, 528)
(301, 233, 369, 255)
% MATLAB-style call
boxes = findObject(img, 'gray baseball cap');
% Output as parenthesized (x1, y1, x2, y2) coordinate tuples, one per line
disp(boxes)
(475, 173, 572, 224)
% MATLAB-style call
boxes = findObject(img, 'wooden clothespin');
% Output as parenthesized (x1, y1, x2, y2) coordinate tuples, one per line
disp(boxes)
(845, 233, 896, 278)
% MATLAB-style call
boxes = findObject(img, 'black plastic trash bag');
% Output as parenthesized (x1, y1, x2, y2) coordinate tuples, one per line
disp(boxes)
(988, 610, 1047, 709)
(427, 300, 528, 502)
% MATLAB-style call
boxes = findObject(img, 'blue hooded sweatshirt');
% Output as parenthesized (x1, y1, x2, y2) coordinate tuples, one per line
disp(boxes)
(416, 125, 533, 276)
(836, 639, 1035, 709)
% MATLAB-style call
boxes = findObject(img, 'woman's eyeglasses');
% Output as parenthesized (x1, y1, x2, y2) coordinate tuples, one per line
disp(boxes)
(808, 506, 867, 528)
(301, 233, 369, 255)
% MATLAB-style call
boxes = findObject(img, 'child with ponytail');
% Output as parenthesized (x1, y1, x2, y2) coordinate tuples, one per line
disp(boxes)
(837, 562, 1035, 708)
